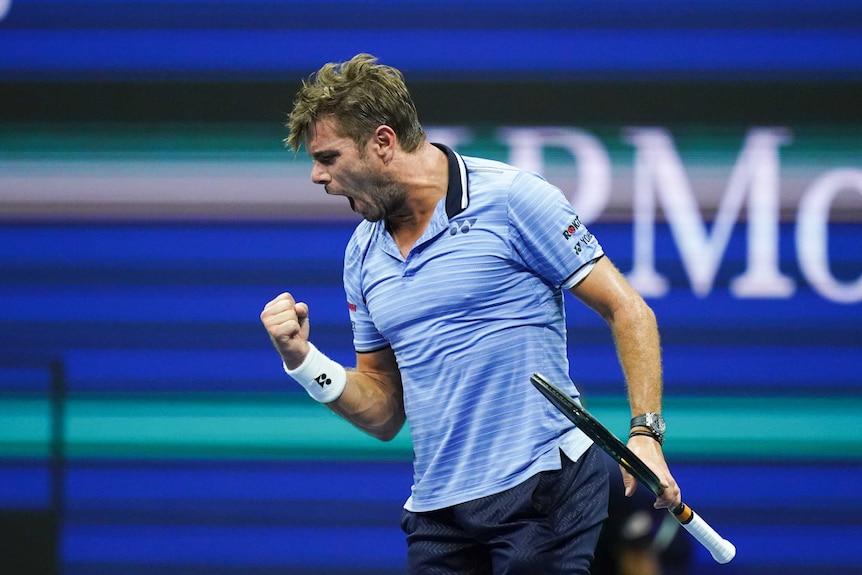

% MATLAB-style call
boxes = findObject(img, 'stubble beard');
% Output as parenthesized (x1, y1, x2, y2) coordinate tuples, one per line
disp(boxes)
(355, 175, 408, 223)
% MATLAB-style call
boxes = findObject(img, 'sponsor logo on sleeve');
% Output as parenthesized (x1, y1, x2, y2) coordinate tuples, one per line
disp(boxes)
(562, 216, 582, 240)
(347, 302, 357, 331)
(570, 227, 594, 256)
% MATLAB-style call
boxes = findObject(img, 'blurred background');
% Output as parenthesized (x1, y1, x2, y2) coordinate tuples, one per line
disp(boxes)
(1, 1, 861, 573)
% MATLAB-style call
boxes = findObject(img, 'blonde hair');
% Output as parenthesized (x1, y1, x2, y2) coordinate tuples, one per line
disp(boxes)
(285, 53, 425, 153)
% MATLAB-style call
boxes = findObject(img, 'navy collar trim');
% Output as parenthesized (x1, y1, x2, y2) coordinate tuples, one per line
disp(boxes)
(433, 143, 469, 219)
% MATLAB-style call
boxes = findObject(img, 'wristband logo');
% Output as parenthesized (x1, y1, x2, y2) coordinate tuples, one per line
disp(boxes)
(314, 373, 332, 388)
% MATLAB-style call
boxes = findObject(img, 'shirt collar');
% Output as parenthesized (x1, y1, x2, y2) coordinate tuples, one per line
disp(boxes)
(432, 143, 469, 219)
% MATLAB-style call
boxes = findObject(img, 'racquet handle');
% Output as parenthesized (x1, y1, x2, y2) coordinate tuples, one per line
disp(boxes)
(672, 503, 737, 563)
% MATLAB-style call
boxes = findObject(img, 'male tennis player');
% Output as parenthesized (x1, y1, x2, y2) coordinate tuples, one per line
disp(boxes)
(261, 53, 681, 574)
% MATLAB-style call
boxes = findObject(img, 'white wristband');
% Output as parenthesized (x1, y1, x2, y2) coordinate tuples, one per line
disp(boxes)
(283, 343, 347, 403)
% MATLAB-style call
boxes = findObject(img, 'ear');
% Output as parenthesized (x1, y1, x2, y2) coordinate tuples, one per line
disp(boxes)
(371, 125, 397, 164)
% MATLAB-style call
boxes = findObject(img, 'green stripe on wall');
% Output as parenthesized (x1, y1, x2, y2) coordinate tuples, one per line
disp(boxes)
(586, 397, 862, 461)
(1, 395, 859, 461)
(2, 123, 861, 165)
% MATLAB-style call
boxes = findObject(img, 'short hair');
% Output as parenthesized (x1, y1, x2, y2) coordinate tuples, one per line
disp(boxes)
(285, 53, 425, 154)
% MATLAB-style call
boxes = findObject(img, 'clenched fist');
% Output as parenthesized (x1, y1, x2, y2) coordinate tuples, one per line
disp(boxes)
(260, 292, 311, 369)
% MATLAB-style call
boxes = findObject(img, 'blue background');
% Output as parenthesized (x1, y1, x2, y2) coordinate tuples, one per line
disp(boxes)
(1, 1, 862, 574)
(2, 0, 862, 80)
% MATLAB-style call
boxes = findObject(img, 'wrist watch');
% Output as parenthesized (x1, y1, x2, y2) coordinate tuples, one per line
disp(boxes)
(630, 413, 666, 443)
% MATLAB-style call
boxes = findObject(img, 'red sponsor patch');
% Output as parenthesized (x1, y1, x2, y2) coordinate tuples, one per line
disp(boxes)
(562, 216, 582, 240)
(347, 302, 357, 312)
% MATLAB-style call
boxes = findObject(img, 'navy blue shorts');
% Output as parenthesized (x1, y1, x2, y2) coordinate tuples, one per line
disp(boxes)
(400, 444, 610, 574)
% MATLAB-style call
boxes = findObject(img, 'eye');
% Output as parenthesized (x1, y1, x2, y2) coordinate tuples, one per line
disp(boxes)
(316, 153, 337, 166)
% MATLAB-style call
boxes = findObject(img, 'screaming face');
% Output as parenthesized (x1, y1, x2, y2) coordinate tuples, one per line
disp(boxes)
(306, 118, 407, 223)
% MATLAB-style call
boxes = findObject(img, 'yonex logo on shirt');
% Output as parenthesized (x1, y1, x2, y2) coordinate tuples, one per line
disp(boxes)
(572, 231, 595, 256)
(449, 218, 478, 235)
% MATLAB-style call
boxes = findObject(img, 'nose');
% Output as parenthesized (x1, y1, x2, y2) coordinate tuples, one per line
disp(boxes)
(311, 162, 330, 185)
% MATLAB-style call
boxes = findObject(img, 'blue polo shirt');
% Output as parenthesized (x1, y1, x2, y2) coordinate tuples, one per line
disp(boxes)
(344, 145, 604, 512)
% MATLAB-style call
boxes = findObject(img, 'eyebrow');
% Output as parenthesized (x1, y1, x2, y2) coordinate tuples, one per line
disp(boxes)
(310, 149, 339, 161)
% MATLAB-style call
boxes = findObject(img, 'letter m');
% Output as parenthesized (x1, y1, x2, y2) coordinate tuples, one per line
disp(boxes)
(624, 128, 795, 298)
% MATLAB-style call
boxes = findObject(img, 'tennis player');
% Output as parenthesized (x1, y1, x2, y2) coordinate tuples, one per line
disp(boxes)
(261, 53, 681, 574)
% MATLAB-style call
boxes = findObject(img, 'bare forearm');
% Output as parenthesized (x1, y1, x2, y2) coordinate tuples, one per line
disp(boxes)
(569, 258, 664, 416)
(609, 299, 663, 416)
(570, 258, 680, 507)
(327, 368, 406, 442)
(261, 294, 405, 442)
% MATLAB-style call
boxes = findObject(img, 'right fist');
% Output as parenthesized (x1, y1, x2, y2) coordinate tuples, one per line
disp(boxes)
(260, 292, 311, 369)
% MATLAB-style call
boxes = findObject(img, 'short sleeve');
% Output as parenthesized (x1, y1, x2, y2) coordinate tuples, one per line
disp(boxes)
(343, 229, 390, 353)
(507, 171, 604, 289)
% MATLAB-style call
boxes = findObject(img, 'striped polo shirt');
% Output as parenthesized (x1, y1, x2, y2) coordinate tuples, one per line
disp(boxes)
(344, 144, 604, 512)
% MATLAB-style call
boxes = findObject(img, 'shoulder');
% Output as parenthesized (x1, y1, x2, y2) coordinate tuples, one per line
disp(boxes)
(462, 155, 556, 201)
(462, 155, 521, 184)
(462, 155, 563, 219)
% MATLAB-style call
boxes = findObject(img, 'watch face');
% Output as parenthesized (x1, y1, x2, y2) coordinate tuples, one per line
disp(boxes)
(649, 414, 666, 435)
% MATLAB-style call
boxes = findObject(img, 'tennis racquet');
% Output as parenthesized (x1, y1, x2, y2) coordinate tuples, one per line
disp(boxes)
(530, 372, 736, 564)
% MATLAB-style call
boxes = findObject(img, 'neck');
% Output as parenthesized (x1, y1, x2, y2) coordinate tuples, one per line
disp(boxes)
(386, 141, 449, 254)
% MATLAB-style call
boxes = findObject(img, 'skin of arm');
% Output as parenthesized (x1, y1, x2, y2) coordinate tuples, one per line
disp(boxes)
(569, 256, 682, 510)
(333, 347, 406, 441)
(260, 292, 406, 442)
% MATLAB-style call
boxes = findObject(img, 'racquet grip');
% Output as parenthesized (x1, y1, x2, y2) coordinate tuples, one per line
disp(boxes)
(673, 503, 737, 564)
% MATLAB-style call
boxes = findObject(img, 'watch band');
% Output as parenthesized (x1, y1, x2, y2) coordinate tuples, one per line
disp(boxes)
(631, 414, 655, 428)
(630, 412, 666, 443)
(629, 429, 664, 445)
